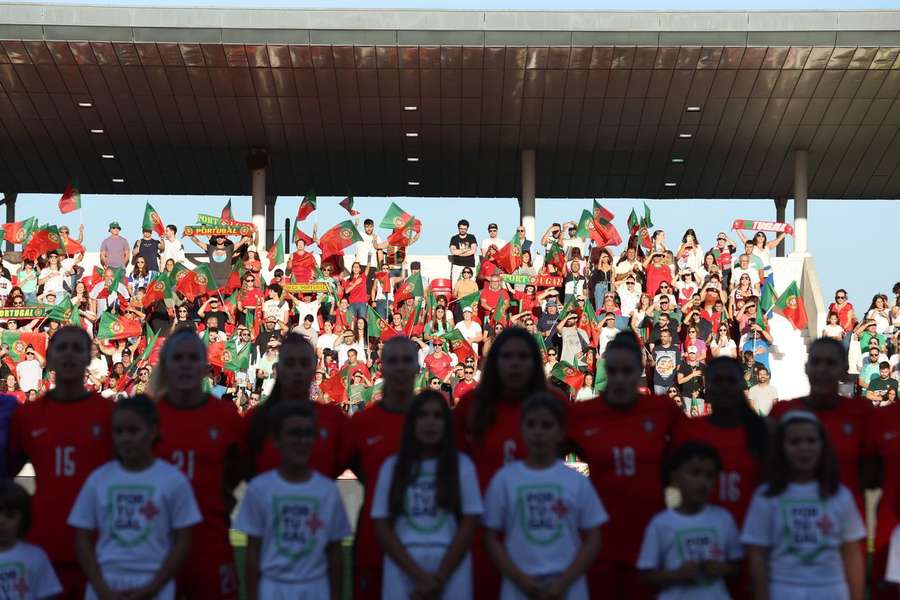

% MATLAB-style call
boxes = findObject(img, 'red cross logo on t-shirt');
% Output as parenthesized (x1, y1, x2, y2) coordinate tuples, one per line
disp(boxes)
(306, 512, 324, 534)
(550, 498, 568, 518)
(139, 500, 160, 521)
(708, 543, 723, 561)
(816, 513, 834, 536)
(14, 577, 29, 596)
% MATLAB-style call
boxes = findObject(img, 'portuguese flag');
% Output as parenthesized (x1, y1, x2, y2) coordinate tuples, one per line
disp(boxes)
(493, 240, 523, 274)
(207, 341, 225, 368)
(773, 281, 808, 330)
(577, 210, 604, 245)
(394, 272, 424, 306)
(142, 273, 172, 308)
(97, 312, 142, 340)
(0, 218, 37, 246)
(22, 225, 65, 261)
(757, 274, 777, 323)
(627, 209, 640, 235)
(441, 328, 475, 363)
(176, 264, 218, 301)
(545, 240, 566, 273)
(293, 222, 314, 246)
(318, 220, 361, 258)
(380, 202, 413, 230)
(220, 199, 233, 223)
(339, 196, 360, 216)
(456, 290, 480, 311)
(367, 306, 397, 341)
(224, 339, 251, 372)
(592, 200, 623, 247)
(267, 234, 285, 271)
(640, 201, 654, 229)
(386, 217, 422, 247)
(296, 193, 317, 222)
(58, 181, 81, 214)
(0, 331, 48, 363)
(320, 370, 349, 403)
(492, 294, 507, 326)
(46, 296, 80, 325)
(142, 202, 165, 236)
(551, 361, 585, 393)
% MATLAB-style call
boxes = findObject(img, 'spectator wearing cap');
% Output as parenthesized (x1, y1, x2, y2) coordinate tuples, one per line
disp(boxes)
(455, 306, 483, 354)
(676, 345, 705, 415)
(480, 223, 506, 257)
(615, 273, 642, 318)
(537, 297, 561, 337)
(747, 366, 778, 416)
(597, 311, 619, 355)
(709, 232, 737, 289)
(739, 319, 773, 372)
(614, 246, 643, 285)
(448, 219, 478, 282)
(561, 221, 583, 260)
(563, 257, 586, 304)
(254, 316, 282, 358)
(15, 346, 43, 394)
(132, 226, 161, 272)
(100, 221, 130, 269)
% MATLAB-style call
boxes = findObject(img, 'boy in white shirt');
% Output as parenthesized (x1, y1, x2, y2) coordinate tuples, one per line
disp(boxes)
(0, 481, 62, 599)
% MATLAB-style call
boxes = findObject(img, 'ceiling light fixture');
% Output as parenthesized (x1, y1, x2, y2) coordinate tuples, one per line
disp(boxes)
(403, 106, 418, 111)
(671, 158, 685, 164)
(678, 133, 692, 139)
(407, 157, 419, 162)
(101, 154, 115, 159)
(112, 178, 125, 183)
(408, 181, 420, 186)
(686, 106, 701, 112)
(77, 102, 93, 108)
(90, 128, 104, 134)
(405, 132, 419, 138)
(664, 182, 677, 187)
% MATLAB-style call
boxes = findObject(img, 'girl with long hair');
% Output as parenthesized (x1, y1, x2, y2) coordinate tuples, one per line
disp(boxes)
(567, 332, 685, 599)
(742, 411, 865, 600)
(372, 390, 483, 598)
(150, 329, 245, 599)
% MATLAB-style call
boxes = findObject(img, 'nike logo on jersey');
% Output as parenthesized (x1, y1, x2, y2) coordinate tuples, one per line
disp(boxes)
(30, 428, 47, 438)
(884, 431, 900, 441)
(583, 427, 600, 437)
(366, 435, 382, 446)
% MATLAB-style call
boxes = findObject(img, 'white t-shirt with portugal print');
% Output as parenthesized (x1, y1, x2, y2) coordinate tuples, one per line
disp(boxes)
(482, 460, 608, 579)
(0, 540, 62, 599)
(233, 469, 351, 584)
(370, 453, 483, 546)
(67, 459, 202, 575)
(740, 482, 866, 587)
(636, 505, 743, 600)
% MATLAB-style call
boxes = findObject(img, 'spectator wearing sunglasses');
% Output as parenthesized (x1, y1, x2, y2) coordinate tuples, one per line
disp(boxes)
(452, 366, 477, 404)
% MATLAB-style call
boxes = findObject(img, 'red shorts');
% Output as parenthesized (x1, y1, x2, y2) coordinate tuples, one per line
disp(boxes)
(176, 550, 238, 600)
(53, 562, 86, 600)
(588, 560, 655, 600)
(354, 564, 381, 600)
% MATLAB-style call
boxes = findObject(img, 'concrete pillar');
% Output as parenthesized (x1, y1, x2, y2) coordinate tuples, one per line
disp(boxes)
(251, 167, 266, 257)
(792, 150, 809, 256)
(519, 149, 536, 244)
(774, 197, 788, 257)
(3, 192, 16, 252)
(264, 194, 277, 249)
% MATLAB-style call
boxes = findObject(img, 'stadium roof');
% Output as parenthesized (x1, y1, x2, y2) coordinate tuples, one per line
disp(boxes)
(1, 4, 900, 199)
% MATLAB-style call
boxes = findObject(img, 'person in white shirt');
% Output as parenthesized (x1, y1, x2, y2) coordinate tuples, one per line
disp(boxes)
(315, 319, 338, 358)
(616, 276, 642, 318)
(454, 307, 483, 356)
(234, 401, 351, 598)
(482, 394, 606, 600)
(354, 218, 383, 266)
(637, 442, 743, 599)
(15, 348, 44, 393)
(372, 391, 483, 598)
(159, 225, 187, 266)
(481, 223, 507, 257)
(740, 410, 866, 600)
(69, 397, 202, 599)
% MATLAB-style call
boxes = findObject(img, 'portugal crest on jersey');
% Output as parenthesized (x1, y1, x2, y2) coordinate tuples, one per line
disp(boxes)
(644, 419, 655, 433)
(108, 485, 159, 547)
(516, 484, 567, 545)
(273, 495, 323, 560)
(209, 427, 219, 440)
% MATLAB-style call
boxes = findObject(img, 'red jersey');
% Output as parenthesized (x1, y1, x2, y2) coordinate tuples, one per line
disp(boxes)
(8, 392, 114, 562)
(342, 403, 406, 568)
(452, 380, 476, 403)
(872, 403, 900, 548)
(769, 396, 876, 513)
(289, 251, 317, 283)
(155, 396, 244, 549)
(424, 352, 453, 380)
(246, 402, 350, 479)
(567, 394, 684, 563)
(671, 417, 762, 523)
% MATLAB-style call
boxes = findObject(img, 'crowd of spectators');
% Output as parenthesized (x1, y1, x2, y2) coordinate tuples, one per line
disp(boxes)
(0, 204, 896, 417)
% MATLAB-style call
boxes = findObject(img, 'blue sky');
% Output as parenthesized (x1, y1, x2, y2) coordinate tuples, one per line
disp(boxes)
(10, 0, 900, 310)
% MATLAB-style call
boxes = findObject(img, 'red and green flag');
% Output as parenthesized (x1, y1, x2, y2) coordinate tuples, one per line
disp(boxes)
(441, 328, 475, 363)
(386, 217, 422, 247)
(640, 201, 654, 229)
(339, 196, 360, 216)
(394, 272, 424, 305)
(220, 199, 233, 223)
(757, 274, 777, 323)
(492, 294, 507, 326)
(293, 222, 314, 246)
(576, 210, 604, 245)
(318, 220, 362, 258)
(142, 273, 172, 308)
(58, 181, 81, 214)
(592, 201, 623, 247)
(97, 312, 142, 340)
(592, 200, 614, 226)
(223, 339, 251, 372)
(551, 361, 585, 393)
(494, 240, 523, 274)
(627, 209, 640, 235)
(267, 234, 285, 271)
(22, 225, 65, 261)
(296, 193, 317, 222)
(207, 341, 225, 368)
(545, 241, 566, 273)
(46, 296, 80, 325)
(320, 370, 349, 403)
(403, 298, 424, 337)
(0, 218, 37, 246)
(176, 264, 218, 301)
(380, 202, 413, 230)
(142, 202, 165, 236)
(0, 331, 47, 364)
(367, 305, 399, 341)
(773, 281, 808, 330)
(456, 290, 481, 311)
(97, 267, 126, 300)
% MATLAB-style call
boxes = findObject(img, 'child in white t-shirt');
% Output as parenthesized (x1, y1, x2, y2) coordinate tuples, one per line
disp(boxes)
(482, 392, 608, 600)
(0, 480, 62, 599)
(637, 442, 743, 599)
(741, 410, 866, 600)
(371, 390, 483, 599)
(234, 401, 351, 600)
(68, 396, 202, 600)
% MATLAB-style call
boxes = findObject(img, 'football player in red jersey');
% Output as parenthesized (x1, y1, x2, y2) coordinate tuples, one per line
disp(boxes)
(768, 338, 877, 514)
(672, 357, 767, 524)
(8, 326, 114, 599)
(245, 333, 350, 478)
(453, 328, 559, 600)
(149, 329, 244, 599)
(567, 332, 685, 599)
(343, 336, 419, 600)
(871, 394, 900, 599)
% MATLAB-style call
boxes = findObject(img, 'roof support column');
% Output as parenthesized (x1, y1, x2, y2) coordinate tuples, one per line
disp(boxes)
(792, 149, 809, 257)
(264, 194, 277, 249)
(248, 149, 268, 258)
(519, 149, 536, 245)
(2, 192, 15, 252)
(774, 196, 788, 257)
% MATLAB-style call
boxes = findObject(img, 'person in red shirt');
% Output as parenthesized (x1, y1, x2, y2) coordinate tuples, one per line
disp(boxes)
(872, 400, 900, 600)
(150, 329, 245, 599)
(289, 237, 317, 283)
(245, 333, 350, 479)
(342, 336, 419, 600)
(8, 326, 114, 599)
(642, 250, 671, 297)
(236, 271, 263, 322)
(828, 289, 857, 348)
(343, 261, 371, 323)
(453, 327, 564, 600)
(424, 345, 454, 382)
(768, 337, 877, 515)
(479, 274, 510, 324)
(452, 364, 477, 404)
(567, 332, 684, 600)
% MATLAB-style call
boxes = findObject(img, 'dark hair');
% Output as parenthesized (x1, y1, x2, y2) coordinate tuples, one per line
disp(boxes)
(166, 224, 177, 234)
(388, 391, 460, 520)
(604, 331, 643, 367)
(247, 334, 316, 470)
(765, 414, 839, 499)
(705, 357, 768, 460)
(0, 480, 31, 536)
(808, 337, 849, 372)
(268, 283, 283, 296)
(457, 219, 469, 228)
(268, 400, 317, 436)
(113, 395, 160, 443)
(471, 328, 547, 443)
(47, 325, 92, 362)
(364, 218, 374, 226)
(521, 392, 566, 428)
(666, 442, 722, 482)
